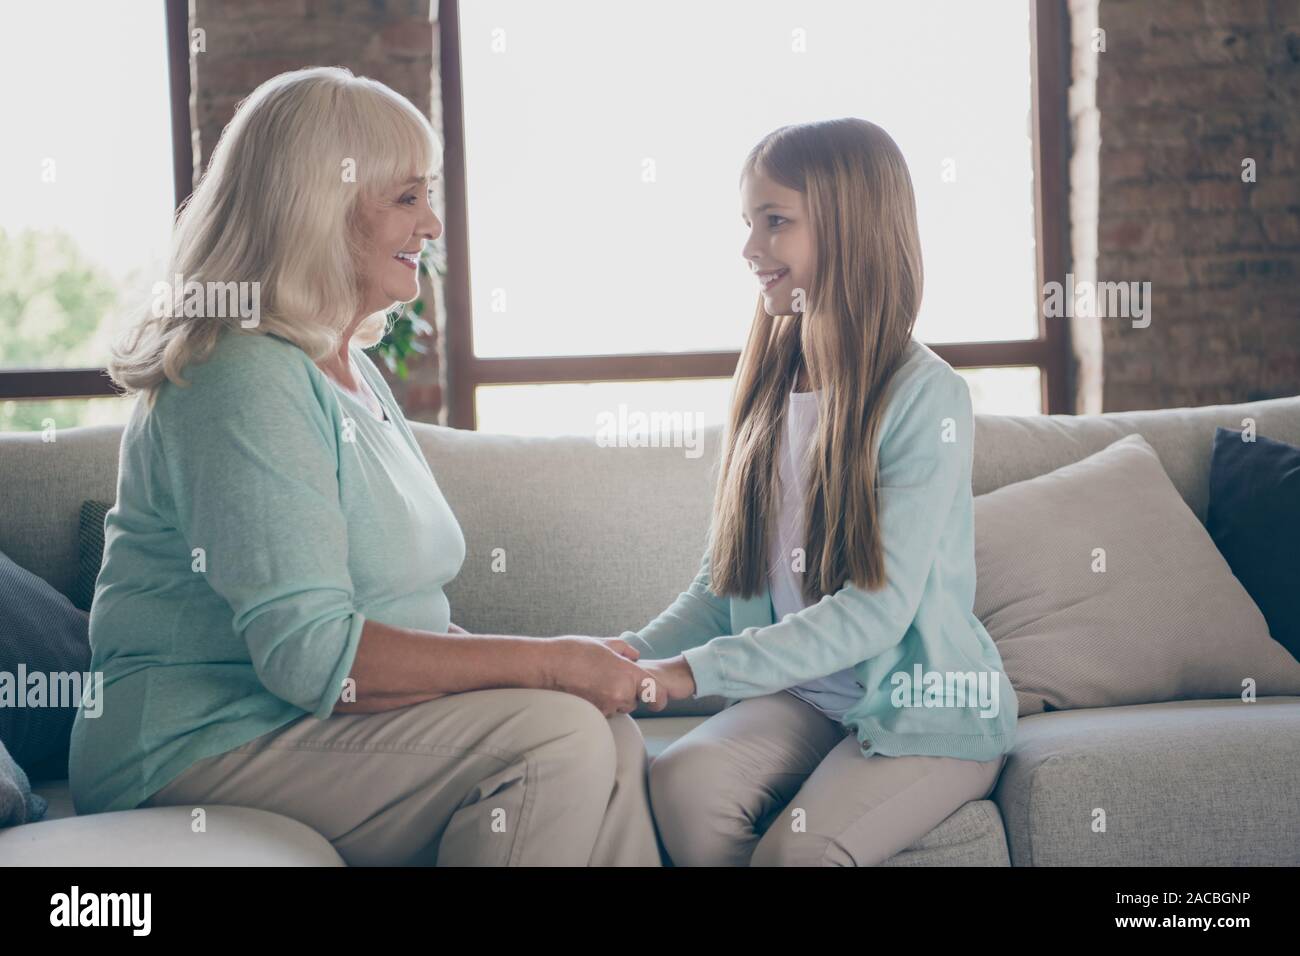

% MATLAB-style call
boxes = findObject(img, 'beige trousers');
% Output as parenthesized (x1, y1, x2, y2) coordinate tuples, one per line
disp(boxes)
(649, 691, 1006, 866)
(140, 688, 663, 866)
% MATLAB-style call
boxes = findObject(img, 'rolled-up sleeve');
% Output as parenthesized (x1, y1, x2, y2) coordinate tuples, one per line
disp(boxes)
(156, 341, 363, 719)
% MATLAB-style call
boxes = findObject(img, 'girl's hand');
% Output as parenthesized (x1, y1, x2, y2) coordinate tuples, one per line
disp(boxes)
(636, 656, 697, 712)
(446, 622, 469, 635)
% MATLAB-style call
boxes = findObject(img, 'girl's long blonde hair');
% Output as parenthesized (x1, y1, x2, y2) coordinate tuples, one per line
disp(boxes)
(710, 118, 924, 601)
(108, 65, 440, 402)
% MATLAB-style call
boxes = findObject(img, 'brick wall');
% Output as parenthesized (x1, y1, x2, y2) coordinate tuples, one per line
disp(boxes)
(187, 0, 445, 422)
(1080, 0, 1300, 411)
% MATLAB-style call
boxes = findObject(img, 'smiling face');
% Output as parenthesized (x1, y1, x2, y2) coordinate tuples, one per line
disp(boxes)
(740, 169, 816, 317)
(356, 173, 442, 315)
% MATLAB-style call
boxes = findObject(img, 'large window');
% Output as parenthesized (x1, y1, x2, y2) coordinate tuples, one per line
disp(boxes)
(443, 0, 1070, 432)
(0, 0, 177, 431)
(0, 1, 1069, 431)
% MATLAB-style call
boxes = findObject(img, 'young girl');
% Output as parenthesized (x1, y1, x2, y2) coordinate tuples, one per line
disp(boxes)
(626, 118, 1018, 866)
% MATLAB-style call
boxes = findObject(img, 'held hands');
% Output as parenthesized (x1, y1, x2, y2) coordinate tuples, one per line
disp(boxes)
(635, 657, 696, 712)
(602, 639, 697, 712)
(542, 636, 696, 717)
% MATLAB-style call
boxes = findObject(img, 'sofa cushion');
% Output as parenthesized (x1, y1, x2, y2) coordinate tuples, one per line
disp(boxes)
(4, 397, 1300, 634)
(1206, 427, 1300, 663)
(0, 549, 92, 781)
(969, 395, 1300, 522)
(412, 424, 721, 641)
(0, 803, 346, 866)
(974, 433, 1300, 715)
(636, 715, 712, 759)
(877, 800, 1010, 866)
(0, 424, 122, 601)
(992, 696, 1300, 866)
(418, 397, 1300, 657)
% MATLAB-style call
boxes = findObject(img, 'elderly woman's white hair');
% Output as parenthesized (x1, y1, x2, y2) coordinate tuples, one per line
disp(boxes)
(109, 65, 440, 400)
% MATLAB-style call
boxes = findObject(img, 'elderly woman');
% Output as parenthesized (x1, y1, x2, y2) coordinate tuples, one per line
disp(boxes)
(68, 66, 668, 866)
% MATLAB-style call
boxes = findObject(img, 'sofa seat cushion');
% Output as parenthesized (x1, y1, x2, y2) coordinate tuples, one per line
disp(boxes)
(879, 800, 1010, 866)
(636, 715, 711, 759)
(0, 803, 344, 866)
(993, 696, 1300, 866)
(30, 778, 76, 821)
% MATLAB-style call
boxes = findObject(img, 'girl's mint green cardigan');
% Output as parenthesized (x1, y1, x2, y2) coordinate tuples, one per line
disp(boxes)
(622, 340, 1018, 763)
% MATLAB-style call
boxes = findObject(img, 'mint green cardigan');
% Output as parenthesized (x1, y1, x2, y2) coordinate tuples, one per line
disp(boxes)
(623, 340, 1018, 762)
(69, 330, 466, 815)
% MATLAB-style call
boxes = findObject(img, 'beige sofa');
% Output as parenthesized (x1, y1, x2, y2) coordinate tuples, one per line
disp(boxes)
(2, 394, 1299, 865)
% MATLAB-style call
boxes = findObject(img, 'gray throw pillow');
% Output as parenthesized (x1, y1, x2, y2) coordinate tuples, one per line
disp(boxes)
(0, 549, 92, 782)
(0, 739, 46, 827)
(973, 433, 1300, 715)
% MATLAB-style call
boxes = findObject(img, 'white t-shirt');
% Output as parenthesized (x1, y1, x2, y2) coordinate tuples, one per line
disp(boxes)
(768, 388, 865, 723)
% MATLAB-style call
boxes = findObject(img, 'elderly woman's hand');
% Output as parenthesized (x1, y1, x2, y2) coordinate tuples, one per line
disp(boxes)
(542, 636, 652, 717)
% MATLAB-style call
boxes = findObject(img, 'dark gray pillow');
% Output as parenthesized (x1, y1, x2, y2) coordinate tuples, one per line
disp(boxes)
(72, 499, 112, 613)
(1207, 428, 1300, 663)
(0, 549, 91, 782)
